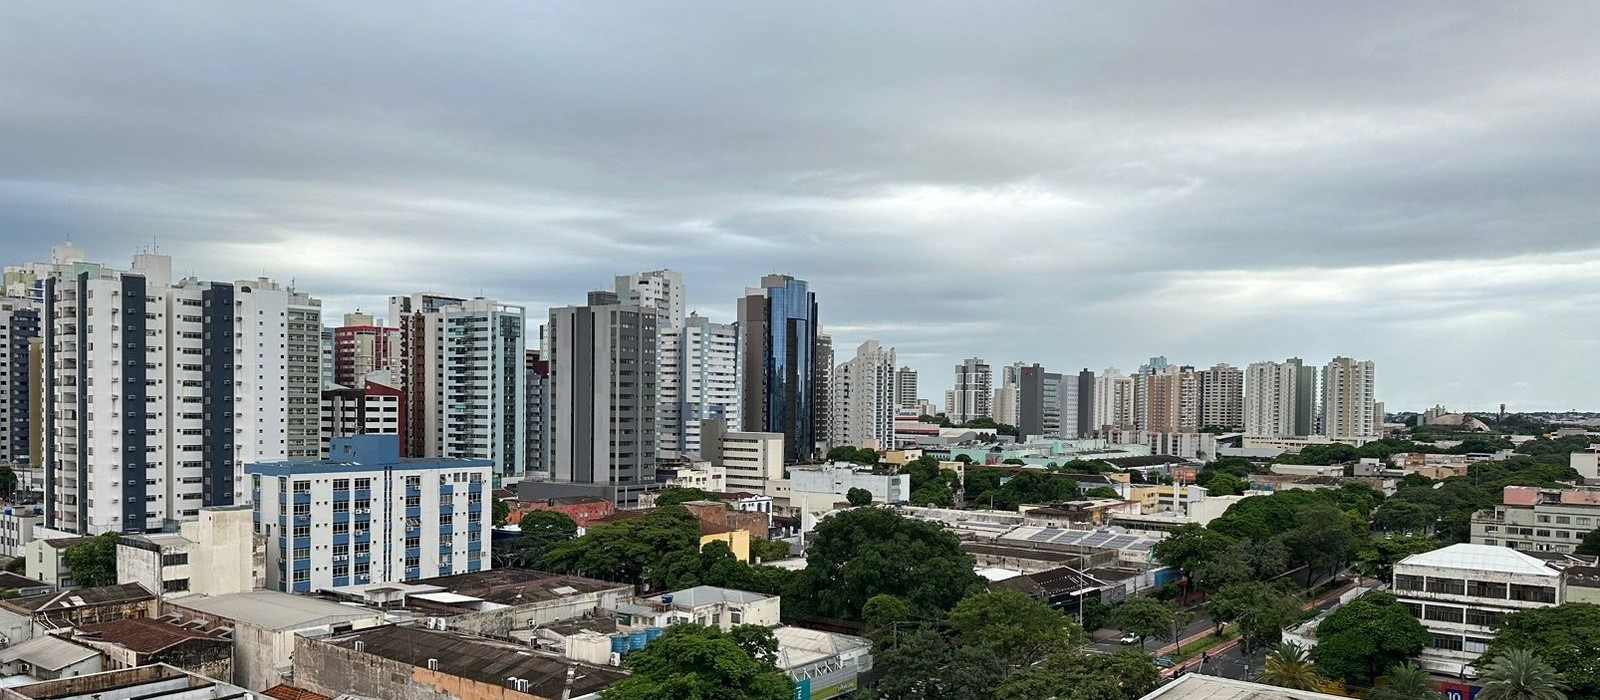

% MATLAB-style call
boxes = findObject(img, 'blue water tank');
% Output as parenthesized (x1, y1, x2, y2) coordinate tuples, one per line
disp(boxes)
(610, 634, 628, 654)
(662, 593, 674, 605)
(629, 630, 648, 650)
(645, 627, 664, 642)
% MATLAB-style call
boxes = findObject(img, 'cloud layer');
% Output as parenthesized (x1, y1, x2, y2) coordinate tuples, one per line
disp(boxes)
(2, 2, 1596, 410)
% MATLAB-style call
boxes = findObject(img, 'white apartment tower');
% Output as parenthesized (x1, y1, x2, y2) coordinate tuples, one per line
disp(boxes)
(1322, 356, 1377, 439)
(1092, 368, 1135, 432)
(1243, 358, 1316, 437)
(39, 247, 323, 534)
(951, 357, 992, 424)
(830, 341, 897, 448)
(1200, 363, 1244, 431)
(668, 314, 739, 456)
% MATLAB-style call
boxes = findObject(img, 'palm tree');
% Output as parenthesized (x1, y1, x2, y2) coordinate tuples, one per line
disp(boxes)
(1372, 661, 1442, 700)
(1261, 641, 1322, 691)
(1478, 649, 1569, 700)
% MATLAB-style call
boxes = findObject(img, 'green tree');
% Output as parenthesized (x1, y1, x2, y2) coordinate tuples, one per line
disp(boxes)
(946, 591, 1085, 669)
(1477, 649, 1570, 700)
(1114, 597, 1176, 648)
(792, 507, 984, 621)
(602, 624, 791, 700)
(1354, 535, 1439, 580)
(1151, 524, 1236, 589)
(846, 487, 874, 507)
(540, 507, 699, 584)
(873, 628, 949, 699)
(1079, 597, 1114, 633)
(1486, 604, 1600, 700)
(1262, 642, 1323, 691)
(749, 537, 792, 564)
(861, 594, 916, 631)
(655, 487, 722, 507)
(1372, 661, 1443, 700)
(0, 464, 17, 497)
(1082, 486, 1122, 500)
(491, 499, 510, 527)
(995, 649, 1159, 700)
(1281, 503, 1360, 583)
(1205, 472, 1247, 496)
(62, 533, 119, 587)
(1309, 592, 1430, 684)
(1372, 499, 1437, 534)
(1576, 528, 1600, 557)
(1206, 581, 1301, 651)
(826, 446, 879, 464)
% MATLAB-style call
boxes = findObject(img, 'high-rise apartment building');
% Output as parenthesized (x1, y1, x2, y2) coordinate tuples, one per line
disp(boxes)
(388, 294, 526, 484)
(1018, 364, 1063, 439)
(1243, 358, 1316, 437)
(1322, 356, 1377, 439)
(1176, 366, 1202, 432)
(1072, 369, 1096, 438)
(737, 275, 820, 463)
(992, 361, 1024, 427)
(36, 248, 323, 534)
(524, 349, 549, 478)
(894, 366, 919, 410)
(1200, 363, 1244, 431)
(1092, 368, 1134, 432)
(665, 314, 739, 456)
(950, 357, 992, 424)
(332, 312, 400, 388)
(547, 293, 659, 504)
(1138, 368, 1181, 433)
(250, 435, 491, 593)
(0, 297, 39, 464)
(614, 270, 686, 330)
(319, 374, 405, 458)
(813, 332, 834, 450)
(829, 341, 897, 448)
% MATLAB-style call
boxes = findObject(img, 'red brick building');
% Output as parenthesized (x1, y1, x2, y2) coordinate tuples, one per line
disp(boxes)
(508, 495, 615, 528)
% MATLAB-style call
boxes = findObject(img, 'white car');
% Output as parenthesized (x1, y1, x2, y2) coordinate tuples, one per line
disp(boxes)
(1120, 633, 1141, 645)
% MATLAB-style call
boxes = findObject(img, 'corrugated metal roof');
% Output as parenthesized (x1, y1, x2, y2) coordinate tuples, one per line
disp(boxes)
(0, 635, 100, 670)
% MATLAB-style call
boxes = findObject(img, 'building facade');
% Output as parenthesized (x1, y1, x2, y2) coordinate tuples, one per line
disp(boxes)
(1471, 486, 1600, 554)
(318, 376, 404, 458)
(894, 366, 919, 410)
(1019, 365, 1063, 439)
(1200, 363, 1243, 431)
(547, 293, 660, 505)
(829, 341, 897, 448)
(1321, 356, 1377, 440)
(248, 435, 491, 593)
(1243, 357, 1316, 437)
(737, 275, 820, 463)
(0, 297, 38, 465)
(700, 419, 786, 498)
(524, 349, 550, 478)
(662, 314, 739, 457)
(950, 357, 993, 424)
(1092, 368, 1134, 432)
(331, 312, 400, 388)
(1392, 544, 1563, 675)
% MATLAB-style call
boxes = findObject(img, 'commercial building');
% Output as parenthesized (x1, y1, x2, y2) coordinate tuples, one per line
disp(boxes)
(1392, 544, 1566, 676)
(1244, 358, 1317, 437)
(1018, 365, 1063, 440)
(247, 435, 492, 593)
(168, 590, 387, 691)
(71, 617, 233, 680)
(813, 332, 833, 455)
(32, 246, 323, 534)
(1200, 363, 1243, 431)
(115, 505, 261, 598)
(388, 293, 526, 484)
(295, 624, 625, 700)
(787, 463, 910, 516)
(700, 418, 786, 497)
(737, 275, 821, 463)
(0, 635, 104, 680)
(949, 357, 992, 424)
(508, 495, 615, 529)
(1071, 369, 1096, 438)
(547, 292, 660, 505)
(318, 373, 404, 458)
(1471, 486, 1600, 553)
(1322, 357, 1378, 440)
(1574, 446, 1600, 480)
(829, 341, 897, 449)
(0, 663, 253, 700)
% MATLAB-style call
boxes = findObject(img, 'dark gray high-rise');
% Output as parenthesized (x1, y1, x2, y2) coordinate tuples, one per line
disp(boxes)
(1075, 369, 1096, 438)
(1019, 364, 1063, 439)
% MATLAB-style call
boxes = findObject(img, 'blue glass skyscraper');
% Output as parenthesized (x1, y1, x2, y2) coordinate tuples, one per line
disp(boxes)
(737, 274, 819, 464)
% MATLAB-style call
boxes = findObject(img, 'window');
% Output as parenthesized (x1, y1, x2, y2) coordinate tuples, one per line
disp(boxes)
(293, 502, 310, 516)
(293, 525, 310, 539)
(405, 475, 421, 489)
(354, 562, 370, 577)
(333, 521, 349, 535)
(354, 498, 371, 512)
(293, 569, 310, 583)
(1401, 601, 1423, 618)
(293, 547, 309, 560)
(1466, 609, 1505, 627)
(1464, 637, 1493, 655)
(333, 564, 349, 578)
(163, 578, 190, 593)
(1394, 574, 1424, 592)
(333, 479, 349, 491)
(404, 536, 420, 550)
(1467, 581, 1507, 599)
(405, 556, 419, 569)
(355, 542, 371, 556)
(1510, 584, 1556, 604)
(293, 480, 310, 494)
(333, 500, 349, 513)
(355, 478, 371, 490)
(162, 552, 188, 567)
(1424, 605, 1465, 623)
(1425, 578, 1465, 596)
(1430, 633, 1464, 652)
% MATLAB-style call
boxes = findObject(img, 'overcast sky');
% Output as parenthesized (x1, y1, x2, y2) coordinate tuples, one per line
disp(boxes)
(2, 3, 1596, 411)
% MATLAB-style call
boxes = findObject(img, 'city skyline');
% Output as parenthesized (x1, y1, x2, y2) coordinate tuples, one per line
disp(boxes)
(3, 3, 1597, 411)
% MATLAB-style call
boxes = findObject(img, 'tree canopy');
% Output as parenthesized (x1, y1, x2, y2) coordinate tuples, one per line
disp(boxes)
(827, 446, 881, 464)
(655, 487, 723, 507)
(601, 624, 791, 700)
(63, 533, 119, 587)
(540, 506, 701, 584)
(1486, 603, 1600, 700)
(846, 487, 874, 507)
(1309, 592, 1430, 684)
(945, 591, 1085, 669)
(1114, 596, 1177, 647)
(791, 507, 983, 620)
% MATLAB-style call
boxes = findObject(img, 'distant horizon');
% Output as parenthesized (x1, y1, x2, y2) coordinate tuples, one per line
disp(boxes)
(3, 3, 1596, 411)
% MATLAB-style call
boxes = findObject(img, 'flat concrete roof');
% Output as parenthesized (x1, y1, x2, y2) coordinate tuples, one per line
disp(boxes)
(172, 591, 380, 631)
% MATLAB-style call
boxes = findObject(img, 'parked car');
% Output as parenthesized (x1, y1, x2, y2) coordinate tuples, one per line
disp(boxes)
(1119, 633, 1141, 645)
(1153, 656, 1174, 669)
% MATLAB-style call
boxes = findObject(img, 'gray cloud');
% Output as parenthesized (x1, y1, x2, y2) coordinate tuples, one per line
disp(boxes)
(1, 1, 1597, 410)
